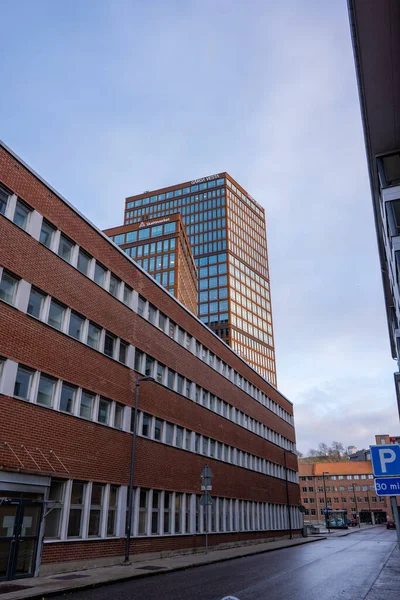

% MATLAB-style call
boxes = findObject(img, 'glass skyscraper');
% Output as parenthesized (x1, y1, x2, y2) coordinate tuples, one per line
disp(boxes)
(121, 172, 276, 385)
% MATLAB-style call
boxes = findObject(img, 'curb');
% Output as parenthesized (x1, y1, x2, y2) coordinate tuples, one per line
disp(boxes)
(4, 537, 327, 600)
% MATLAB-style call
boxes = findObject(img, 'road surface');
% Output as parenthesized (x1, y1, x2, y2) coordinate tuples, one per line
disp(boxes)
(52, 527, 397, 600)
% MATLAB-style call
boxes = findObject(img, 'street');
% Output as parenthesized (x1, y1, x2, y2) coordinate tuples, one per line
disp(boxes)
(51, 527, 397, 600)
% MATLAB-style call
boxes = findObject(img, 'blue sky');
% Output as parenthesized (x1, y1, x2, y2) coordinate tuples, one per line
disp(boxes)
(1, 0, 398, 453)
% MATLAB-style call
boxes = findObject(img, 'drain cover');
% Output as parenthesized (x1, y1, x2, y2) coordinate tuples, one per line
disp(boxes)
(0, 585, 28, 595)
(53, 574, 89, 580)
(137, 565, 165, 571)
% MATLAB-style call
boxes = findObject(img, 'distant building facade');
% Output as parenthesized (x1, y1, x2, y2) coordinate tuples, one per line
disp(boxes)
(104, 213, 197, 314)
(299, 462, 393, 525)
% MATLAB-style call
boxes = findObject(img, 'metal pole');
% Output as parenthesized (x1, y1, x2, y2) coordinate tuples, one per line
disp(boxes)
(367, 490, 374, 525)
(390, 497, 400, 551)
(323, 473, 330, 534)
(124, 380, 140, 564)
(353, 493, 361, 528)
(206, 504, 209, 554)
(284, 450, 293, 539)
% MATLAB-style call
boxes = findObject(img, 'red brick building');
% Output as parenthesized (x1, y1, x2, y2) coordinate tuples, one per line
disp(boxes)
(0, 141, 301, 581)
(299, 462, 393, 526)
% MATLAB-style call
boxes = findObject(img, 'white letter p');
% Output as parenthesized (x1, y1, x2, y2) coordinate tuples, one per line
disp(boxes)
(379, 449, 396, 473)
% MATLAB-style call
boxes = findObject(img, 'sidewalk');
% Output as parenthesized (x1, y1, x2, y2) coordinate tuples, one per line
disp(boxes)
(309, 523, 382, 537)
(0, 536, 325, 600)
(365, 545, 400, 600)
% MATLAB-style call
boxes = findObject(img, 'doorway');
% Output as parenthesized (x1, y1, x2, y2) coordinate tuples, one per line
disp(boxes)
(0, 498, 43, 581)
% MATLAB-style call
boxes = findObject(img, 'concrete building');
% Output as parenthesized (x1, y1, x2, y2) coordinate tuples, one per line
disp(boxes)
(299, 461, 392, 526)
(348, 0, 400, 417)
(121, 173, 276, 384)
(0, 141, 300, 582)
(104, 213, 197, 314)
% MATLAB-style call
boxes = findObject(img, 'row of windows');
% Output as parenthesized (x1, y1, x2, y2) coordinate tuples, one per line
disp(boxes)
(299, 475, 374, 481)
(132, 488, 300, 537)
(133, 342, 295, 454)
(225, 177, 264, 222)
(0, 268, 130, 365)
(126, 178, 226, 209)
(1, 359, 126, 428)
(136, 294, 292, 423)
(136, 411, 296, 481)
(125, 237, 176, 259)
(110, 221, 177, 245)
(310, 496, 382, 505)
(0, 185, 134, 308)
(135, 263, 176, 288)
(186, 217, 226, 236)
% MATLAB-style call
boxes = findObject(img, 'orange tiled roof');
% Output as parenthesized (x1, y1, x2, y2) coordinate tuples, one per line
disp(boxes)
(299, 461, 372, 476)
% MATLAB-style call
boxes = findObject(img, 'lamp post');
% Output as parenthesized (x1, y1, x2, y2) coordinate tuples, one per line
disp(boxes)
(366, 489, 374, 525)
(124, 375, 155, 564)
(353, 493, 361, 529)
(283, 450, 293, 539)
(322, 472, 330, 533)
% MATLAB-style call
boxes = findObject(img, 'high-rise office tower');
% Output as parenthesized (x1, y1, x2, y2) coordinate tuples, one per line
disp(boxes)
(116, 172, 277, 385)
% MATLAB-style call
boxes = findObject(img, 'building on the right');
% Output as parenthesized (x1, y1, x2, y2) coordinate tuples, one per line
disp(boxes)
(348, 1, 400, 417)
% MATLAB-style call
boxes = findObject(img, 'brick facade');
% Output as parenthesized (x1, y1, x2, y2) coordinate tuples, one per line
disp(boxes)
(0, 142, 301, 579)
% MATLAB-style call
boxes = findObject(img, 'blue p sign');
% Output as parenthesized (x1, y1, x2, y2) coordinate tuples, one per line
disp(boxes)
(370, 445, 400, 476)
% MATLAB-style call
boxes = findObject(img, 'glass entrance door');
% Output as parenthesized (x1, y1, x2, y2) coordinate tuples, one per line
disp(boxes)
(0, 498, 43, 581)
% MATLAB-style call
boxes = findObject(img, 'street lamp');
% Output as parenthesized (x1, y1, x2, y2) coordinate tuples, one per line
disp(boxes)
(124, 375, 155, 564)
(322, 472, 330, 534)
(283, 450, 293, 539)
(353, 493, 361, 529)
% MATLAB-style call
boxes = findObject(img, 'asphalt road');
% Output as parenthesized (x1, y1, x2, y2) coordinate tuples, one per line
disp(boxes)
(54, 527, 397, 600)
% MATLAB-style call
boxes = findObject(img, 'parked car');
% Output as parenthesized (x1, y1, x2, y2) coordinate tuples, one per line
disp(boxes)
(386, 520, 396, 530)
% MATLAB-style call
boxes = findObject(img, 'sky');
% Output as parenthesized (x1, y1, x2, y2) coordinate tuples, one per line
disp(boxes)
(1, 0, 398, 454)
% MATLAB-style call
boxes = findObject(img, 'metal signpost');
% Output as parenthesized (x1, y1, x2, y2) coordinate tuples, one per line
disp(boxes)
(370, 444, 400, 549)
(200, 464, 214, 554)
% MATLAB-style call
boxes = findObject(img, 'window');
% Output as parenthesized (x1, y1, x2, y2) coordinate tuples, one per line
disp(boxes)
(119, 340, 128, 364)
(36, 374, 56, 407)
(166, 423, 174, 445)
(164, 492, 172, 534)
(98, 398, 111, 425)
(58, 234, 74, 263)
(109, 274, 121, 298)
(138, 490, 148, 535)
(67, 481, 85, 538)
(87, 322, 101, 350)
(114, 403, 124, 429)
(0, 185, 9, 215)
(169, 320, 176, 339)
(27, 288, 45, 318)
(80, 391, 94, 419)
(44, 480, 64, 539)
(88, 483, 104, 537)
(107, 486, 118, 536)
(156, 362, 165, 384)
(174, 493, 182, 534)
(14, 366, 32, 399)
(134, 349, 144, 372)
(152, 491, 160, 534)
(104, 332, 116, 358)
(148, 304, 157, 324)
(167, 369, 175, 389)
(68, 312, 84, 340)
(94, 263, 106, 287)
(0, 270, 18, 305)
(142, 413, 151, 437)
(138, 295, 146, 317)
(145, 356, 154, 377)
(13, 199, 31, 230)
(77, 249, 91, 275)
(158, 312, 166, 331)
(48, 300, 65, 330)
(60, 383, 76, 414)
(123, 284, 133, 306)
(39, 220, 55, 248)
(154, 418, 162, 441)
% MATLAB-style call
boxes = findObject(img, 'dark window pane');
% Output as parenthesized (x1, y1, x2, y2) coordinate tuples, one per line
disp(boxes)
(77, 250, 90, 275)
(27, 288, 45, 318)
(104, 332, 115, 358)
(14, 367, 32, 399)
(119, 341, 127, 364)
(87, 323, 101, 349)
(13, 200, 30, 230)
(59, 383, 76, 413)
(0, 271, 18, 304)
(40, 220, 55, 248)
(68, 312, 84, 340)
(80, 391, 94, 419)
(37, 374, 56, 407)
(94, 263, 106, 286)
(58, 234, 74, 263)
(154, 419, 162, 441)
(48, 301, 65, 330)
(142, 413, 151, 437)
(98, 398, 111, 424)
(0, 186, 9, 215)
